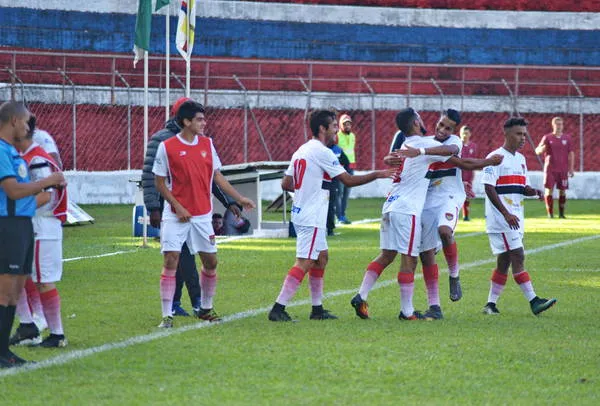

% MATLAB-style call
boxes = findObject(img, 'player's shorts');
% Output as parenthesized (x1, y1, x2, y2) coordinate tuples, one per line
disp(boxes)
(420, 201, 461, 252)
(161, 218, 217, 254)
(380, 212, 421, 257)
(32, 239, 63, 283)
(295, 225, 327, 260)
(488, 231, 524, 255)
(544, 171, 569, 190)
(0, 217, 34, 276)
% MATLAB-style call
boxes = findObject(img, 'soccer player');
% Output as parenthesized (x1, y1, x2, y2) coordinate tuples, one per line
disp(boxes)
(460, 125, 477, 221)
(418, 110, 502, 319)
(0, 101, 65, 368)
(10, 116, 68, 348)
(535, 116, 575, 219)
(152, 100, 255, 328)
(350, 108, 502, 320)
(267, 110, 393, 322)
(482, 117, 557, 316)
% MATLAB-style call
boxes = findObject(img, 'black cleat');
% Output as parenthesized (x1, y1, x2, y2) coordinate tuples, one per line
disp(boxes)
(0, 351, 31, 369)
(423, 305, 444, 320)
(530, 297, 557, 315)
(449, 276, 463, 302)
(268, 304, 293, 322)
(482, 302, 500, 315)
(195, 308, 222, 322)
(39, 334, 68, 348)
(309, 309, 338, 320)
(350, 294, 370, 319)
(9, 323, 41, 346)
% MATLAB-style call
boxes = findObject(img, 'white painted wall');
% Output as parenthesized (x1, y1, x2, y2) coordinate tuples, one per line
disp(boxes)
(65, 170, 600, 204)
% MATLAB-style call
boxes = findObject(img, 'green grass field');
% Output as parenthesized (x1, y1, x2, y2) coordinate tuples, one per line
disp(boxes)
(1, 199, 599, 405)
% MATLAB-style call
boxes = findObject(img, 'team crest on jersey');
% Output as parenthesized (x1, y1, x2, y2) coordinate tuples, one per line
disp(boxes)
(445, 212, 454, 221)
(179, 151, 187, 156)
(18, 162, 27, 178)
(562, 140, 567, 145)
(201, 150, 208, 158)
(209, 234, 216, 245)
(484, 167, 493, 175)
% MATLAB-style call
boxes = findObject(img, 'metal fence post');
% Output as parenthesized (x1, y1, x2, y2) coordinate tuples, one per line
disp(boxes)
(361, 77, 376, 170)
(569, 79, 585, 172)
(298, 77, 311, 141)
(115, 71, 132, 170)
(6, 68, 25, 103)
(58, 68, 76, 170)
(430, 78, 444, 114)
(233, 75, 249, 162)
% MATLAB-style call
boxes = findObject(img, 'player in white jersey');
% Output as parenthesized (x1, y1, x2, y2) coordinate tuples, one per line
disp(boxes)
(32, 128, 63, 169)
(350, 108, 502, 320)
(10, 117, 68, 348)
(268, 110, 393, 322)
(418, 110, 503, 320)
(481, 117, 556, 316)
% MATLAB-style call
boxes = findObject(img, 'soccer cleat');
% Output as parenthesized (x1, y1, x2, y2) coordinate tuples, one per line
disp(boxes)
(309, 309, 338, 320)
(482, 302, 500, 315)
(463, 216, 470, 221)
(340, 216, 352, 225)
(423, 305, 444, 320)
(0, 351, 30, 369)
(157, 316, 174, 328)
(195, 308, 222, 322)
(559, 214, 566, 219)
(398, 310, 425, 320)
(9, 323, 42, 346)
(350, 294, 370, 319)
(171, 303, 190, 317)
(530, 297, 557, 315)
(39, 334, 68, 348)
(449, 276, 463, 302)
(268, 306, 293, 322)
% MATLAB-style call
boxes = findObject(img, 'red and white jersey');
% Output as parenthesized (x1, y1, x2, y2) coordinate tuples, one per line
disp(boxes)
(153, 134, 222, 222)
(482, 147, 530, 233)
(424, 134, 465, 210)
(286, 139, 346, 228)
(22, 142, 67, 239)
(383, 136, 451, 216)
(32, 129, 59, 156)
(461, 141, 478, 182)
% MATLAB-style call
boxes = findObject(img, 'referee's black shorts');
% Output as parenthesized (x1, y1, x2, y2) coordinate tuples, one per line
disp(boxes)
(0, 217, 34, 275)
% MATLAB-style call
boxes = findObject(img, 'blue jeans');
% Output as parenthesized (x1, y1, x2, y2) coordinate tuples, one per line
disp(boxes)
(336, 168, 353, 219)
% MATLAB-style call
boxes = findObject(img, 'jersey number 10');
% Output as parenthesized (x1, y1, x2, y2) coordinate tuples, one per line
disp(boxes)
(293, 159, 307, 189)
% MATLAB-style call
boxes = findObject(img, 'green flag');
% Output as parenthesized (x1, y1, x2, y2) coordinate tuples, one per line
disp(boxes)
(133, 0, 152, 67)
(155, 0, 171, 11)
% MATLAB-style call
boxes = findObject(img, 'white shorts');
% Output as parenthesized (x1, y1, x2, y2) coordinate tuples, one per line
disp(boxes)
(420, 201, 461, 252)
(488, 231, 524, 255)
(32, 239, 63, 283)
(295, 225, 327, 260)
(161, 219, 217, 254)
(380, 212, 420, 257)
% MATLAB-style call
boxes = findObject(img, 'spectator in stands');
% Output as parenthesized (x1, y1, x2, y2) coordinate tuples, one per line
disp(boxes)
(460, 125, 478, 221)
(535, 117, 575, 219)
(0, 101, 65, 368)
(326, 144, 350, 236)
(142, 97, 242, 317)
(336, 114, 356, 224)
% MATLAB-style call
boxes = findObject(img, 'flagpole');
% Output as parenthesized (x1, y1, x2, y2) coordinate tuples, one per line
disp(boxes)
(185, 0, 191, 97)
(165, 2, 171, 120)
(142, 50, 149, 247)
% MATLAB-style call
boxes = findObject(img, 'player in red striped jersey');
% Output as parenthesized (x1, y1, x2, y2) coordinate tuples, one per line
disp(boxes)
(152, 101, 255, 328)
(481, 117, 556, 316)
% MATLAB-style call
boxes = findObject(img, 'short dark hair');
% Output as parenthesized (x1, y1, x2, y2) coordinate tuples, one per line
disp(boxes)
(26, 115, 36, 138)
(395, 108, 418, 134)
(309, 110, 336, 138)
(212, 213, 223, 220)
(503, 117, 528, 130)
(176, 100, 205, 127)
(445, 109, 461, 126)
(0, 101, 29, 125)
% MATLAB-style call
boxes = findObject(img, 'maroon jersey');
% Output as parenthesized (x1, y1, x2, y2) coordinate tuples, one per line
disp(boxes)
(460, 142, 478, 182)
(540, 133, 572, 173)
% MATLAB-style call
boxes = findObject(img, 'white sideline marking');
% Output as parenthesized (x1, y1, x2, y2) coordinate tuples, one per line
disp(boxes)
(6, 234, 595, 378)
(63, 250, 138, 263)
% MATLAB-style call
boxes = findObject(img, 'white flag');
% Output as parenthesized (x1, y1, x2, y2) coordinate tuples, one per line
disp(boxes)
(176, 0, 196, 61)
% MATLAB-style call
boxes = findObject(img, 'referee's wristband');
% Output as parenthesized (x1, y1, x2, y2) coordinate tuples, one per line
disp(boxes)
(419, 147, 426, 156)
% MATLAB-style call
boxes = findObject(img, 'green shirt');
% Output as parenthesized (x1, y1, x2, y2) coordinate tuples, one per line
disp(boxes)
(336, 131, 356, 165)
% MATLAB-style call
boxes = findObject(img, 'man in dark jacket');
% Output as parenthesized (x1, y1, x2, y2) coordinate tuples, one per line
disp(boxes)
(142, 97, 240, 316)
